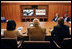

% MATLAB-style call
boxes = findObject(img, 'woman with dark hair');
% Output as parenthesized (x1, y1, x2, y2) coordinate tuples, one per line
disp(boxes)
(4, 20, 24, 38)
(4, 20, 18, 38)
(7, 20, 16, 31)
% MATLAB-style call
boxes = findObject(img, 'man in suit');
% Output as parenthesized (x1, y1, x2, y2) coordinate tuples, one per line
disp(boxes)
(63, 14, 70, 22)
(52, 13, 59, 22)
(27, 18, 46, 41)
(1, 17, 6, 23)
(51, 17, 70, 47)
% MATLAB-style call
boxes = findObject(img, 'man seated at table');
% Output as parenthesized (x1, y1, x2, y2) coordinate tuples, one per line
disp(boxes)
(52, 13, 59, 22)
(63, 14, 71, 22)
(51, 17, 70, 47)
(27, 18, 46, 41)
(1, 17, 6, 23)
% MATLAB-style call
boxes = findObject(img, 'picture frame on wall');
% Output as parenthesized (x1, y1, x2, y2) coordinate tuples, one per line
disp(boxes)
(23, 9, 34, 16)
(35, 9, 46, 16)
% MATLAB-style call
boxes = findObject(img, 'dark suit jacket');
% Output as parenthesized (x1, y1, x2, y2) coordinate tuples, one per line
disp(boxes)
(63, 17, 70, 22)
(52, 17, 59, 22)
(51, 25, 70, 45)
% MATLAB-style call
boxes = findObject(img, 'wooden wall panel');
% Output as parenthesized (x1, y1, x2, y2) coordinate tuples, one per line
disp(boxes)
(15, 5, 21, 22)
(48, 5, 54, 21)
(1, 4, 21, 22)
(1, 4, 6, 17)
(67, 6, 71, 17)
(1, 3, 71, 22)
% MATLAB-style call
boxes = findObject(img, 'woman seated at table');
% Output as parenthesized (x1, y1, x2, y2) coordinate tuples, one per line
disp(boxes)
(27, 18, 46, 41)
(4, 20, 24, 38)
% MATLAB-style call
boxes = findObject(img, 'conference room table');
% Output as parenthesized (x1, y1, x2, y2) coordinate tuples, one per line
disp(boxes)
(1, 21, 71, 37)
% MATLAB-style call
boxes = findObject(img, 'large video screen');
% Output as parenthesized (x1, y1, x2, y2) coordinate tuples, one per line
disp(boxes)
(35, 9, 46, 15)
(23, 9, 34, 16)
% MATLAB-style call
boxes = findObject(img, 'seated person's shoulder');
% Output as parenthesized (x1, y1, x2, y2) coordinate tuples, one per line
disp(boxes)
(14, 30, 19, 32)
(27, 26, 35, 30)
(40, 27, 46, 31)
(64, 25, 69, 28)
(42, 28, 46, 30)
(55, 25, 69, 28)
(4, 30, 7, 33)
(4, 30, 19, 33)
(4, 30, 9, 33)
(54, 25, 69, 30)
(28, 26, 35, 28)
(53, 25, 62, 29)
(54, 25, 59, 28)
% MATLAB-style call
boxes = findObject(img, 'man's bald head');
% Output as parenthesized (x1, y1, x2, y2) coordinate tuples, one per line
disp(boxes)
(33, 18, 40, 27)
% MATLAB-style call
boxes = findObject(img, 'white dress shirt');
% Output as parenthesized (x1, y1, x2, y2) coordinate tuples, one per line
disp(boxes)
(64, 17, 68, 22)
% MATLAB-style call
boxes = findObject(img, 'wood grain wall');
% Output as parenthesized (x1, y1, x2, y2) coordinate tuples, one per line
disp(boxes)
(1, 3, 21, 22)
(1, 2, 71, 22)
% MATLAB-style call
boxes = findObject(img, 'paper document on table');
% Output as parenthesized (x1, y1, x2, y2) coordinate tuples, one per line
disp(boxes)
(69, 21, 71, 24)
(69, 28, 71, 35)
(29, 23, 33, 27)
(49, 29, 53, 32)
(1, 29, 6, 35)
(17, 27, 23, 30)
